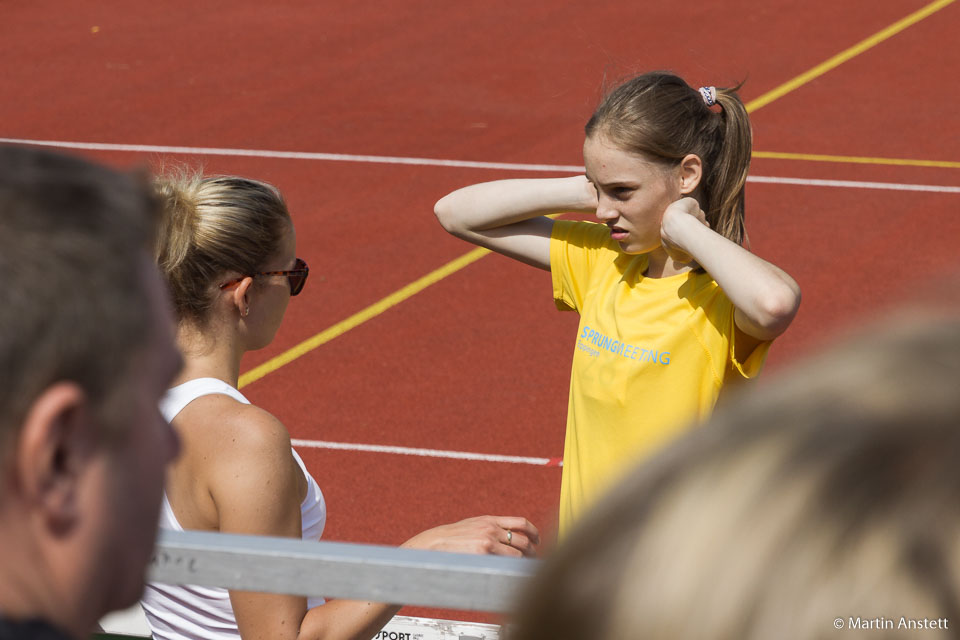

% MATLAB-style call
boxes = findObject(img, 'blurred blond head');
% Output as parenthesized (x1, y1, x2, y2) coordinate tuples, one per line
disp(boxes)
(512, 310, 960, 640)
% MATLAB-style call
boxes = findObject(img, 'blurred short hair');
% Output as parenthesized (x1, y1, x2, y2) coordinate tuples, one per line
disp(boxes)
(0, 145, 160, 451)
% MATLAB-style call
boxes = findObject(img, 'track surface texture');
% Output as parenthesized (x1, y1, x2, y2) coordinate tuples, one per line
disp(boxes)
(4, 0, 958, 623)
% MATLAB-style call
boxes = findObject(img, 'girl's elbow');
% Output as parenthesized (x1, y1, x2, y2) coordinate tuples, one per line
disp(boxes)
(759, 286, 802, 336)
(433, 197, 462, 235)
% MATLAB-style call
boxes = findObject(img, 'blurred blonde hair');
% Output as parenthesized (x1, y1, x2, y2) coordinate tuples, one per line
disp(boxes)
(511, 311, 960, 640)
(154, 169, 291, 324)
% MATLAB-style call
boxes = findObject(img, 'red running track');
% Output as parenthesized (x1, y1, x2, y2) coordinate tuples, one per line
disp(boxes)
(3, 0, 959, 622)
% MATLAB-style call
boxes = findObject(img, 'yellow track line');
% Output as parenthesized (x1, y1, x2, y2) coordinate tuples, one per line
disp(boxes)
(240, 0, 954, 387)
(239, 247, 490, 388)
(753, 151, 960, 169)
(745, 0, 955, 113)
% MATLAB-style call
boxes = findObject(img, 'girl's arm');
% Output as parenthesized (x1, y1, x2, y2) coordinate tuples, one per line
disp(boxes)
(434, 176, 598, 271)
(211, 407, 539, 640)
(660, 198, 801, 343)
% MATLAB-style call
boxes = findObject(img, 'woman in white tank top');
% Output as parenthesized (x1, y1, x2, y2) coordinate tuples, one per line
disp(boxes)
(142, 172, 539, 640)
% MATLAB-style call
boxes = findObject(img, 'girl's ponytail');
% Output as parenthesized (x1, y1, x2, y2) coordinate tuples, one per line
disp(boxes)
(708, 87, 751, 246)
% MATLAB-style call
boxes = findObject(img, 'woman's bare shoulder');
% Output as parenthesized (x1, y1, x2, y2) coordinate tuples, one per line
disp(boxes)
(174, 394, 292, 460)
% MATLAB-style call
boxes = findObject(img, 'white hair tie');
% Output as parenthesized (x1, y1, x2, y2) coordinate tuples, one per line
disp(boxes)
(699, 86, 717, 107)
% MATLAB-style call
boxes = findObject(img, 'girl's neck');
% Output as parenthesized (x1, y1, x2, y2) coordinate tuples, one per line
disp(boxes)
(644, 247, 696, 278)
(172, 321, 244, 388)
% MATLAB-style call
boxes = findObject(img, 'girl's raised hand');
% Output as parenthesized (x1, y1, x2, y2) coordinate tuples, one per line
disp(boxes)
(660, 197, 709, 264)
(578, 175, 600, 212)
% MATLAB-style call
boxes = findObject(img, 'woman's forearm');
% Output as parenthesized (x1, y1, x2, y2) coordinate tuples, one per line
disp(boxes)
(434, 176, 596, 235)
(434, 176, 597, 270)
(297, 599, 400, 640)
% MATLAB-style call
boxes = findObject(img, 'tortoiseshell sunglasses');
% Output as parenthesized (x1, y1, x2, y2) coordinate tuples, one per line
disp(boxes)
(219, 257, 309, 296)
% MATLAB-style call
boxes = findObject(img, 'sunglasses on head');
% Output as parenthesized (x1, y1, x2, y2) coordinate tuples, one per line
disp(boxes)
(219, 257, 309, 296)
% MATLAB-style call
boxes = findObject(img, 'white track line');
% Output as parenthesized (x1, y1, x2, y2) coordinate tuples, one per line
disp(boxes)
(1, 137, 958, 193)
(748, 175, 960, 193)
(0, 137, 583, 172)
(291, 439, 563, 467)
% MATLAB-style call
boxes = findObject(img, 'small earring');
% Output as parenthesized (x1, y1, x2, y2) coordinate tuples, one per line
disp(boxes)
(243, 306, 250, 318)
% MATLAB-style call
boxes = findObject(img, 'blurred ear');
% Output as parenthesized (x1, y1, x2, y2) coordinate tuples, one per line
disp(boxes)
(17, 383, 94, 533)
(678, 154, 703, 195)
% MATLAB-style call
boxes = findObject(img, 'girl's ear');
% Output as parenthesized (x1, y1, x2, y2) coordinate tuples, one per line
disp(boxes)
(231, 277, 254, 318)
(678, 154, 703, 195)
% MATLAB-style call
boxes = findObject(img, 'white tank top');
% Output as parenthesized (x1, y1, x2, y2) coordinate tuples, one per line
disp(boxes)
(140, 378, 327, 640)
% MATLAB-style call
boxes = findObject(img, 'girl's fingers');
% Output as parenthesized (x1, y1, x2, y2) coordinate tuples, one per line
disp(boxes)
(491, 516, 540, 544)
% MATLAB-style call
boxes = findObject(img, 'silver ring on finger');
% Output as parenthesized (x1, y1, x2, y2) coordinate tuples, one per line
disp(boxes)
(506, 530, 513, 545)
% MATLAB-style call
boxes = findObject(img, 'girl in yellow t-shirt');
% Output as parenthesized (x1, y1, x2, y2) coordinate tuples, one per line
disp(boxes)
(434, 71, 801, 534)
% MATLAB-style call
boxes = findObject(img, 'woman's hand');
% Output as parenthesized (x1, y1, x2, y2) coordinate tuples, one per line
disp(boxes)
(401, 516, 540, 558)
(660, 197, 709, 264)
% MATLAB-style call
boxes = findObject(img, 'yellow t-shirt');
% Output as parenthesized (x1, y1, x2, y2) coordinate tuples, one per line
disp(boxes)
(551, 220, 770, 534)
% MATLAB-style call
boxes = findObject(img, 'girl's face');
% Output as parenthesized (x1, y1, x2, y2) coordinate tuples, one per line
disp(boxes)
(583, 134, 682, 255)
(247, 221, 298, 350)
